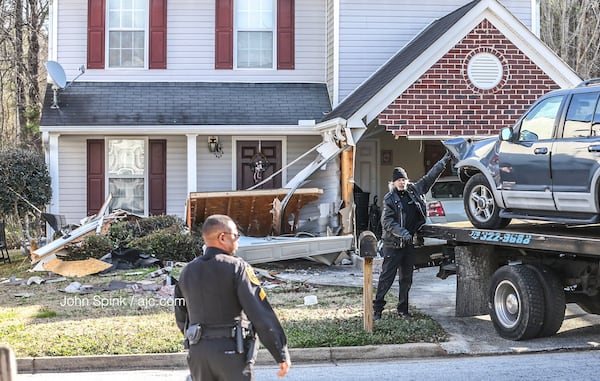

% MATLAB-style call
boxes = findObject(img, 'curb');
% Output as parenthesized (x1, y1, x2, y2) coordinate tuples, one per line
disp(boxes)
(17, 343, 447, 373)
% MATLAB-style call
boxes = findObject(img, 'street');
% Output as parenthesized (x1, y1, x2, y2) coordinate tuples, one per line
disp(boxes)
(18, 350, 600, 381)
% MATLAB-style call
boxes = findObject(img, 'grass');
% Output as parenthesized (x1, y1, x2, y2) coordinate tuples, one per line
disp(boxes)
(0, 250, 447, 357)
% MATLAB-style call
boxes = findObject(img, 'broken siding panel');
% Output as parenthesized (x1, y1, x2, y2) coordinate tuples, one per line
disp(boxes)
(58, 135, 89, 225)
(286, 135, 341, 221)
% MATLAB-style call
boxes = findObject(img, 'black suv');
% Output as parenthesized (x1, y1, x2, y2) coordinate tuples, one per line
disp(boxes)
(445, 79, 600, 229)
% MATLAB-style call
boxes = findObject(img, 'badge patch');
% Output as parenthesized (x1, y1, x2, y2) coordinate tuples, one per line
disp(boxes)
(259, 288, 267, 301)
(246, 266, 261, 286)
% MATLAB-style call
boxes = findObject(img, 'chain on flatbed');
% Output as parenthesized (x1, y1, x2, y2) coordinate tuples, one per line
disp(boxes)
(421, 221, 600, 258)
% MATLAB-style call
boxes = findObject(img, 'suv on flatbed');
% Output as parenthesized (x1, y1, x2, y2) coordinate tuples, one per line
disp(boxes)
(445, 79, 600, 229)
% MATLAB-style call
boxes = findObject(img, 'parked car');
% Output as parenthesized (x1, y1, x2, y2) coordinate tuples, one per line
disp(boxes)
(444, 79, 600, 229)
(426, 176, 467, 224)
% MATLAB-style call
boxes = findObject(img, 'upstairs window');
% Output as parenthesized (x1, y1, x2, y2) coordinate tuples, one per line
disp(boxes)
(87, 0, 167, 70)
(215, 0, 294, 70)
(108, 0, 147, 68)
(236, 0, 274, 69)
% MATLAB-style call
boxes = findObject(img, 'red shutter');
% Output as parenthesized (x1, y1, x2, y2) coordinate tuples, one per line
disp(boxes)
(149, 140, 167, 215)
(87, 0, 106, 69)
(215, 0, 233, 69)
(149, 0, 167, 69)
(277, 0, 294, 70)
(87, 140, 105, 216)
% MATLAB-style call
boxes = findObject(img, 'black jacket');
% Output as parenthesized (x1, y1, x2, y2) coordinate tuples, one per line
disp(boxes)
(381, 157, 449, 247)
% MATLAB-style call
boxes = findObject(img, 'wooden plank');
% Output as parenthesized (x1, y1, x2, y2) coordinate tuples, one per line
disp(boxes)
(187, 188, 323, 236)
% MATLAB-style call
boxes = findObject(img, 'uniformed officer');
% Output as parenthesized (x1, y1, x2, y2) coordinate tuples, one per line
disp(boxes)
(174, 214, 291, 380)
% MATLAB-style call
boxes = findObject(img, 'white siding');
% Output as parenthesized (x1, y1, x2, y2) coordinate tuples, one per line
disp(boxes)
(57, 135, 88, 224)
(55, 0, 327, 83)
(197, 136, 234, 191)
(337, 0, 533, 102)
(57, 135, 190, 223)
(165, 136, 188, 217)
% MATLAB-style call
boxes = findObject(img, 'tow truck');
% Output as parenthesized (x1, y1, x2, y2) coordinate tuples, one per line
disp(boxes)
(420, 221, 600, 341)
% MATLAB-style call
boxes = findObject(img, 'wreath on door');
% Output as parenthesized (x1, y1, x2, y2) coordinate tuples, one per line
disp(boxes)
(249, 152, 271, 183)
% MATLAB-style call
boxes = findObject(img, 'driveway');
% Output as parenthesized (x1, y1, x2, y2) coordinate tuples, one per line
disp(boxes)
(273, 256, 600, 355)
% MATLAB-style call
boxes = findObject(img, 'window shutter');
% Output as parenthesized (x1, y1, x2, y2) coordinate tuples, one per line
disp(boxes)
(149, 0, 167, 69)
(87, 0, 106, 69)
(87, 140, 105, 216)
(277, 0, 294, 70)
(149, 140, 167, 215)
(215, 0, 233, 69)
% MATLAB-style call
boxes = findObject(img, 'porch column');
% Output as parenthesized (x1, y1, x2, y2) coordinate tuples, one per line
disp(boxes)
(186, 134, 198, 195)
(45, 132, 60, 214)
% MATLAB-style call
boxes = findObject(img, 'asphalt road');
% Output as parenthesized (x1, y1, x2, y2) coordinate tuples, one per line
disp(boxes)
(17, 351, 600, 381)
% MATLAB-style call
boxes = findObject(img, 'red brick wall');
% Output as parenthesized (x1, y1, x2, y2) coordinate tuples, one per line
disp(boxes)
(377, 20, 561, 138)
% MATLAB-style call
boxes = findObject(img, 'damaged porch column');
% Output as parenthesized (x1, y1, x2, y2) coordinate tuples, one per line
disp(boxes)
(455, 244, 497, 317)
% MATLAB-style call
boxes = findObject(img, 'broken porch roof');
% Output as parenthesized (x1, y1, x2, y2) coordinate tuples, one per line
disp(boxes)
(40, 82, 332, 126)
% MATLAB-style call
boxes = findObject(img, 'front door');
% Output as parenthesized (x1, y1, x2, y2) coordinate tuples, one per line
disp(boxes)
(237, 140, 282, 190)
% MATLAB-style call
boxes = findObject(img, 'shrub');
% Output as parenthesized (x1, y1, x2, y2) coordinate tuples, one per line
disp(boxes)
(64, 234, 113, 260)
(63, 215, 200, 262)
(129, 226, 201, 262)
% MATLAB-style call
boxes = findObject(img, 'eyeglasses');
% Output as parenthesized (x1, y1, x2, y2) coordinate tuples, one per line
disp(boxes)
(220, 232, 241, 241)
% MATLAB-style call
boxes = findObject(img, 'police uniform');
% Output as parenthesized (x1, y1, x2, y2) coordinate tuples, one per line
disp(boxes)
(174, 247, 290, 381)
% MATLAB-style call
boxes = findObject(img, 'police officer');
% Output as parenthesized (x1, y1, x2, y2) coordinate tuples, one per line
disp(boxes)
(174, 214, 291, 380)
(373, 151, 452, 320)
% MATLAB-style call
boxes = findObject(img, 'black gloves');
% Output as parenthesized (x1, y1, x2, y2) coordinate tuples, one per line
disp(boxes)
(395, 227, 412, 243)
(442, 149, 453, 162)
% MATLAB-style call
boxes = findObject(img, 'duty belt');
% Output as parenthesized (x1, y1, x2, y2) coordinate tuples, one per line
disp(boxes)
(185, 323, 235, 346)
(201, 326, 235, 339)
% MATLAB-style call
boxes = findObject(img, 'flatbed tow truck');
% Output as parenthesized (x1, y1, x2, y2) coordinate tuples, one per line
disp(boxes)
(419, 221, 600, 341)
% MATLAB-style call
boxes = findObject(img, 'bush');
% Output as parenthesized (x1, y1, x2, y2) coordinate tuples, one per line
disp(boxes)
(129, 226, 201, 262)
(64, 234, 113, 260)
(107, 215, 185, 248)
(65, 215, 200, 262)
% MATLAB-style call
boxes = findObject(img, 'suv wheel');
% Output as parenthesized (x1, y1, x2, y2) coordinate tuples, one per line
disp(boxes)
(464, 173, 510, 229)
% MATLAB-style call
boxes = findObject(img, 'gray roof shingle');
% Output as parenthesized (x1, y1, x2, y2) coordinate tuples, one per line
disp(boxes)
(321, 0, 480, 122)
(40, 82, 332, 126)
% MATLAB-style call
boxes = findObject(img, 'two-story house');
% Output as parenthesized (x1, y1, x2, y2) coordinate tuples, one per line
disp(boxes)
(40, 0, 579, 243)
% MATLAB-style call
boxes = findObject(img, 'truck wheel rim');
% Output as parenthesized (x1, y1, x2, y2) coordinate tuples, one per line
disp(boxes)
(494, 280, 520, 329)
(468, 185, 494, 222)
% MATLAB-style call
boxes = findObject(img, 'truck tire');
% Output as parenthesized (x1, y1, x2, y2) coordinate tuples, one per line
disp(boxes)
(526, 264, 565, 337)
(489, 265, 544, 340)
(464, 173, 510, 229)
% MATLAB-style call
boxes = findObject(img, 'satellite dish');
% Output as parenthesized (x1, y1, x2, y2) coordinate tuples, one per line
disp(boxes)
(44, 61, 86, 109)
(45, 61, 67, 89)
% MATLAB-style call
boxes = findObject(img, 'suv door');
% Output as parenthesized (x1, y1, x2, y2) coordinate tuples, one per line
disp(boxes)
(551, 91, 600, 213)
(498, 95, 565, 211)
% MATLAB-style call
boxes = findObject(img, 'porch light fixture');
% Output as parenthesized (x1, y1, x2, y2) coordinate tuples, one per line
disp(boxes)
(208, 136, 223, 158)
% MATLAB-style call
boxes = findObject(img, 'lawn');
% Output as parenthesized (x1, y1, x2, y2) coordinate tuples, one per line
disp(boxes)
(0, 251, 447, 357)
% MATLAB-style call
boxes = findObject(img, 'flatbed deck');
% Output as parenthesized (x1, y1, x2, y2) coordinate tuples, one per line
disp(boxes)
(421, 221, 600, 258)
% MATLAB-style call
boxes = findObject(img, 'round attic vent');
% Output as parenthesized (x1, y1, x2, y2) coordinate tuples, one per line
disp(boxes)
(467, 52, 503, 90)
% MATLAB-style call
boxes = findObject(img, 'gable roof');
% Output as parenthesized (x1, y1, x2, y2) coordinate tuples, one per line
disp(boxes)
(40, 82, 331, 127)
(322, 0, 481, 123)
(321, 0, 581, 128)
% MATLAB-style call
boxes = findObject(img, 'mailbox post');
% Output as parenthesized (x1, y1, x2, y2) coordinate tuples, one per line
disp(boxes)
(358, 230, 378, 333)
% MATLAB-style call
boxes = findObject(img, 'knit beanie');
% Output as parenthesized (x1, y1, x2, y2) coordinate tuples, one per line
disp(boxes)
(392, 167, 408, 181)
